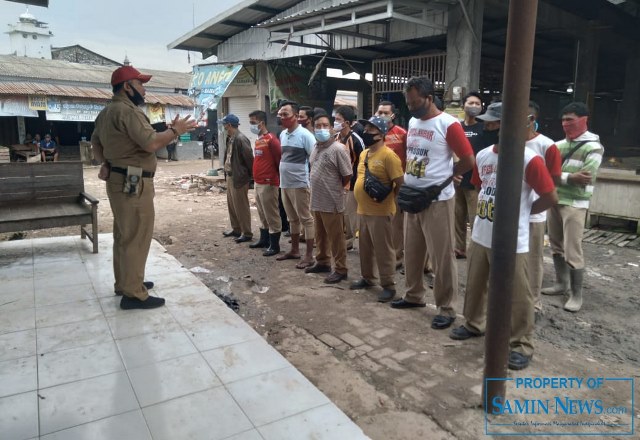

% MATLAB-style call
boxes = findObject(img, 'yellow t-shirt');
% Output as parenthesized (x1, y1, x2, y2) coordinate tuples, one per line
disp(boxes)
(354, 145, 403, 216)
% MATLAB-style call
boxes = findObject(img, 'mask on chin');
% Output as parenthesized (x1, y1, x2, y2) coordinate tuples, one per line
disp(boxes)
(126, 83, 145, 106)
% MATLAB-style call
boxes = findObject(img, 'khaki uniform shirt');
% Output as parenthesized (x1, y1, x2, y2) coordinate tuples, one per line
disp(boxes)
(91, 95, 158, 172)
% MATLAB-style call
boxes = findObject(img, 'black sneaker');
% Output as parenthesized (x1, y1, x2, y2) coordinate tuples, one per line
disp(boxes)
(120, 295, 165, 310)
(449, 325, 483, 340)
(431, 315, 455, 330)
(508, 351, 532, 370)
(377, 288, 396, 303)
(115, 281, 154, 296)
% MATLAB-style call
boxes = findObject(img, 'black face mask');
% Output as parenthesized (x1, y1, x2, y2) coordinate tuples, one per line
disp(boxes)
(361, 132, 380, 147)
(126, 82, 145, 106)
(483, 129, 500, 147)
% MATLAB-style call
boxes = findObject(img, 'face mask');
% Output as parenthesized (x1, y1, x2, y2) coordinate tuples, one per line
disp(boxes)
(280, 115, 296, 129)
(483, 129, 499, 147)
(465, 106, 481, 117)
(315, 129, 331, 142)
(298, 118, 309, 127)
(333, 121, 344, 131)
(562, 116, 588, 140)
(249, 124, 260, 135)
(361, 132, 380, 147)
(126, 82, 145, 106)
(276, 117, 282, 126)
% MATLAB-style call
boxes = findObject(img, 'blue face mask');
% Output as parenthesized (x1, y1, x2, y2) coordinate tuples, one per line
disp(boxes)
(315, 129, 331, 142)
(249, 124, 260, 134)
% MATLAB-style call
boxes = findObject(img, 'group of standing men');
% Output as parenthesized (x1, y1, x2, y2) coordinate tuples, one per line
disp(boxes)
(92, 63, 603, 373)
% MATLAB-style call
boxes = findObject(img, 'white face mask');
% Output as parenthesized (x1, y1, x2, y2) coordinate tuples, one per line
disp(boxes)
(249, 124, 260, 134)
(333, 121, 343, 131)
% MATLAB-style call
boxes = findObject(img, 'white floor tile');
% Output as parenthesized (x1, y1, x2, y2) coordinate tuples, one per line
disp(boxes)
(185, 318, 261, 352)
(116, 330, 197, 369)
(36, 316, 112, 354)
(202, 339, 290, 384)
(258, 403, 369, 440)
(38, 371, 139, 435)
(0, 262, 33, 280)
(40, 410, 152, 440)
(0, 355, 37, 397)
(160, 284, 220, 305)
(168, 300, 232, 326)
(34, 282, 97, 307)
(38, 341, 124, 389)
(107, 307, 181, 340)
(221, 430, 264, 440)
(0, 391, 39, 440)
(0, 329, 36, 362)
(142, 387, 254, 440)
(226, 367, 330, 427)
(2, 277, 34, 296)
(36, 299, 103, 328)
(128, 353, 221, 407)
(0, 307, 35, 335)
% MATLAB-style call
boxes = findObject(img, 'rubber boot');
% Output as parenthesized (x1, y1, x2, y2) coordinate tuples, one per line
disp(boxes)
(541, 254, 569, 296)
(263, 232, 281, 257)
(564, 268, 584, 312)
(249, 228, 269, 249)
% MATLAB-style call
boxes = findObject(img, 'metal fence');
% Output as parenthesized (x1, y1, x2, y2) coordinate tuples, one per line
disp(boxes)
(372, 53, 447, 95)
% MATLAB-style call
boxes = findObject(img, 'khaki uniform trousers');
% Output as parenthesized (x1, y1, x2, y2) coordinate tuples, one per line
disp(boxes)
(359, 215, 396, 288)
(344, 191, 359, 248)
(313, 211, 347, 274)
(227, 182, 252, 237)
(528, 221, 545, 311)
(255, 184, 282, 233)
(403, 198, 457, 317)
(547, 205, 587, 269)
(463, 242, 534, 356)
(392, 199, 404, 266)
(106, 173, 154, 300)
(454, 186, 478, 252)
(282, 187, 314, 238)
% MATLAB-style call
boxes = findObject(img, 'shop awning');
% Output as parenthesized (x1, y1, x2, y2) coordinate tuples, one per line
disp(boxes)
(0, 82, 195, 107)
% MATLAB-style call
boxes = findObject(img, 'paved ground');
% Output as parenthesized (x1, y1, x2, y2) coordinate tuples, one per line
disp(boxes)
(0, 235, 369, 440)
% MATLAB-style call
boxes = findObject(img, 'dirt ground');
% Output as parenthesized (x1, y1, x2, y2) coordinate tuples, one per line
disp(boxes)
(5, 159, 640, 439)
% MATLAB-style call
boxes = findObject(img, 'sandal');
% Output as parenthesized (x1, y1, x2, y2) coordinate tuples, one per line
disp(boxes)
(295, 260, 315, 269)
(276, 253, 300, 261)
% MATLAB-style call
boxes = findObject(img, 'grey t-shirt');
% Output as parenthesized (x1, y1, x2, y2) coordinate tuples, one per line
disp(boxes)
(279, 125, 316, 188)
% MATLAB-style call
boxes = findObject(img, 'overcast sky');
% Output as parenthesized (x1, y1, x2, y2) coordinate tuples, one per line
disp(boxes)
(0, 0, 243, 72)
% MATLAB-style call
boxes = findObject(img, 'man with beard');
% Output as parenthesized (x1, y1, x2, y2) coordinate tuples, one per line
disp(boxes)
(91, 66, 196, 309)
(390, 76, 474, 331)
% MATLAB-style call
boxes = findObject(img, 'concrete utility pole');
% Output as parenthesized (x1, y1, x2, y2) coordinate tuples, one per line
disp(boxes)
(482, 0, 539, 413)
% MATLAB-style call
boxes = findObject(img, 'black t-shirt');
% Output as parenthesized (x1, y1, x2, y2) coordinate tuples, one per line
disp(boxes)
(460, 121, 484, 189)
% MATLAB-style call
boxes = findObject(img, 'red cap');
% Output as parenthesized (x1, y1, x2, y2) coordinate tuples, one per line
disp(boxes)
(110, 66, 152, 86)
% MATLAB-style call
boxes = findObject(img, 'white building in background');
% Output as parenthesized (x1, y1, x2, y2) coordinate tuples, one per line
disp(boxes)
(6, 9, 53, 59)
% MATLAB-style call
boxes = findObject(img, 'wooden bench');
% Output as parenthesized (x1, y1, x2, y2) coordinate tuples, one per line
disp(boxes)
(0, 162, 99, 253)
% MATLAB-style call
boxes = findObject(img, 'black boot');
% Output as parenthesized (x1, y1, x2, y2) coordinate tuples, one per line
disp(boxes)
(263, 232, 281, 257)
(249, 228, 269, 248)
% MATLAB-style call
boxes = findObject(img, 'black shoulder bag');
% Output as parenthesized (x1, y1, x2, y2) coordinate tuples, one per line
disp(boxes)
(397, 176, 454, 214)
(363, 151, 393, 203)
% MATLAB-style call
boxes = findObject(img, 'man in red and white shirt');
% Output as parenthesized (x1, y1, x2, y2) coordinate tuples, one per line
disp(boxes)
(390, 76, 475, 332)
(449, 102, 558, 371)
(525, 101, 561, 315)
(249, 110, 283, 257)
(376, 101, 408, 269)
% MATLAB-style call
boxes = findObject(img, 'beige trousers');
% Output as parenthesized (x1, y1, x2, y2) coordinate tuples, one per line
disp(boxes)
(463, 243, 534, 356)
(106, 173, 154, 300)
(255, 184, 282, 233)
(344, 191, 359, 247)
(403, 198, 457, 317)
(282, 187, 314, 238)
(313, 211, 347, 274)
(226, 182, 252, 237)
(359, 215, 396, 288)
(528, 221, 545, 311)
(547, 205, 587, 269)
(454, 186, 478, 252)
(392, 199, 404, 265)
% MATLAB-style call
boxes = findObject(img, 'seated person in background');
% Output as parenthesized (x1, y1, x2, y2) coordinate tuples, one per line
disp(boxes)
(40, 134, 59, 162)
(32, 134, 41, 149)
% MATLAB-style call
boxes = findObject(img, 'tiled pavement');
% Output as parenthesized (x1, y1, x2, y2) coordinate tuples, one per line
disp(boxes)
(0, 234, 369, 440)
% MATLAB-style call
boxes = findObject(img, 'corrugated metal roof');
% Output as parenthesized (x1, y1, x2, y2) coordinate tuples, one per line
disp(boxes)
(0, 82, 194, 107)
(0, 54, 191, 90)
(167, 0, 302, 58)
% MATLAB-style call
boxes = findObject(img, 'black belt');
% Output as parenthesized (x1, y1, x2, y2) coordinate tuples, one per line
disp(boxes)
(111, 166, 155, 178)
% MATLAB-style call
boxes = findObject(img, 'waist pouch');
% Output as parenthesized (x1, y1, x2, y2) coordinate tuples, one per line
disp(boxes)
(397, 176, 453, 214)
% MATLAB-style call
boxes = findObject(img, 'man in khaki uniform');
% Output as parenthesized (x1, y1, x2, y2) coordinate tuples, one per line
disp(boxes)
(91, 66, 195, 310)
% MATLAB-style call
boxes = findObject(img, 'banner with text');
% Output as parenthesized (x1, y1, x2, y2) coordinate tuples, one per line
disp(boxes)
(189, 64, 242, 124)
(45, 99, 105, 121)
